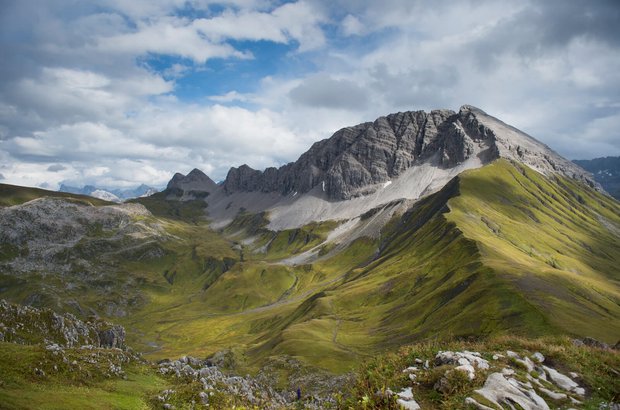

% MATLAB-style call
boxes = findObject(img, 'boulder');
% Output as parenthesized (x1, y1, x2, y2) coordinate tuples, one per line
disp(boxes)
(473, 372, 549, 410)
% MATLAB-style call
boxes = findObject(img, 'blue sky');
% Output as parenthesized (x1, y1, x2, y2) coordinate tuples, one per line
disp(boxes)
(0, 0, 619, 189)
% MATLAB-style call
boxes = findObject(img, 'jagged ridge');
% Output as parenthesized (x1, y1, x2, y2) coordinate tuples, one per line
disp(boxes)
(219, 105, 598, 200)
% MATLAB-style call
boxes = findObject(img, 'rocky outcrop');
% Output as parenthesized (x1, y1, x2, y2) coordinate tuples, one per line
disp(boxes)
(461, 105, 599, 191)
(0, 198, 165, 317)
(0, 299, 126, 349)
(389, 348, 593, 410)
(157, 356, 290, 409)
(97, 326, 126, 349)
(222, 109, 487, 199)
(0, 197, 164, 273)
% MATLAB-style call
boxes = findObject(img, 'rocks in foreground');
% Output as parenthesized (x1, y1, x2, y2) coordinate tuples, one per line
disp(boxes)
(390, 349, 592, 409)
(346, 337, 619, 410)
(155, 354, 350, 409)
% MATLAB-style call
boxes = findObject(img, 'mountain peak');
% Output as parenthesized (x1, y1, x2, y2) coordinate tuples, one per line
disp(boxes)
(187, 168, 207, 178)
(216, 106, 598, 200)
(164, 105, 601, 212)
(166, 168, 218, 197)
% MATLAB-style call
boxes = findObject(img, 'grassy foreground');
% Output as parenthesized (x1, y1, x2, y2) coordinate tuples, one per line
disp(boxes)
(1, 334, 618, 409)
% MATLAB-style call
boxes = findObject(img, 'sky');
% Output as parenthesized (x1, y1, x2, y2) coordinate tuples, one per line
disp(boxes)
(0, 0, 619, 190)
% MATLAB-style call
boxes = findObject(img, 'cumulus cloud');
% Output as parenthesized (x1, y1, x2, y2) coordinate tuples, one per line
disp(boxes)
(0, 0, 619, 190)
(192, 1, 326, 50)
(96, 17, 251, 63)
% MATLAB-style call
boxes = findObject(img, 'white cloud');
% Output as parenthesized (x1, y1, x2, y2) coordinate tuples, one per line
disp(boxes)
(0, 0, 619, 191)
(341, 14, 364, 36)
(96, 17, 251, 63)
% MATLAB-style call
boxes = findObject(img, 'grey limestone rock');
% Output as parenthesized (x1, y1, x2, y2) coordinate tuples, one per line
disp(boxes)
(219, 106, 601, 200)
(170, 105, 602, 202)
(97, 325, 125, 349)
(0, 299, 127, 349)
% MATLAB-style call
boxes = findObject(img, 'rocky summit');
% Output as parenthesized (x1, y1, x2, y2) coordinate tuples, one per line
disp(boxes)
(166, 168, 219, 199)
(158, 105, 602, 232)
(202, 106, 598, 201)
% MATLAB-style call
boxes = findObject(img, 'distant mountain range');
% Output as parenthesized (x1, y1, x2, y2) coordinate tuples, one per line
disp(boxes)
(573, 156, 620, 200)
(58, 183, 158, 202)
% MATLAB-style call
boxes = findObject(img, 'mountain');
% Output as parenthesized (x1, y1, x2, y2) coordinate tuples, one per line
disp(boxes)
(59, 183, 158, 202)
(220, 105, 596, 201)
(0, 183, 112, 208)
(163, 106, 600, 232)
(165, 168, 219, 199)
(574, 156, 620, 200)
(118, 183, 159, 199)
(0, 105, 618, 406)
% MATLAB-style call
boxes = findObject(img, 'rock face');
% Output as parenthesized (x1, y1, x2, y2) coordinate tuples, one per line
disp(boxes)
(223, 108, 488, 199)
(0, 299, 126, 349)
(174, 105, 599, 201)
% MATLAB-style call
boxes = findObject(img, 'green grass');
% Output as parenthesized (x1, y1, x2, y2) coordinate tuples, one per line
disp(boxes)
(0, 183, 111, 207)
(130, 192, 209, 223)
(447, 160, 620, 342)
(0, 343, 166, 410)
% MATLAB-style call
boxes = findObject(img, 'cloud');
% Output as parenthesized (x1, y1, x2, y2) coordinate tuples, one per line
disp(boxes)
(96, 17, 251, 63)
(340, 14, 364, 36)
(47, 164, 67, 172)
(289, 74, 369, 110)
(0, 0, 619, 191)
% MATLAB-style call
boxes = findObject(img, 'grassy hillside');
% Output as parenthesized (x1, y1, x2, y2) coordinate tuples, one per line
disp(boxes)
(116, 160, 620, 375)
(448, 160, 620, 341)
(0, 342, 166, 410)
(0, 183, 111, 207)
(1, 160, 619, 377)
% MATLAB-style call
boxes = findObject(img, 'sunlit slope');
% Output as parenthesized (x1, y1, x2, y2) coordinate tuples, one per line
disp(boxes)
(239, 160, 619, 370)
(123, 160, 619, 373)
(446, 159, 620, 341)
(320, 159, 620, 358)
